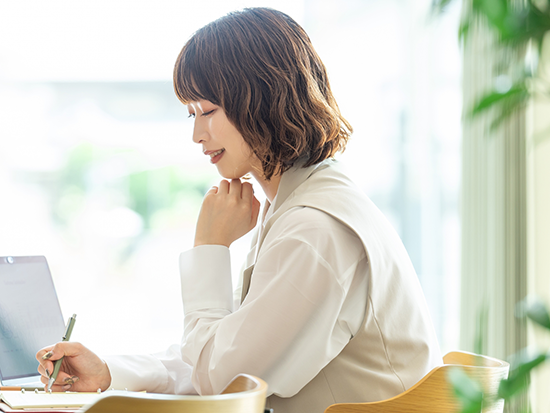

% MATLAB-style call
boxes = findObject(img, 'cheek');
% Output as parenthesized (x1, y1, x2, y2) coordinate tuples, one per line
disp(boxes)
(208, 117, 219, 135)
(239, 139, 253, 157)
(211, 120, 235, 145)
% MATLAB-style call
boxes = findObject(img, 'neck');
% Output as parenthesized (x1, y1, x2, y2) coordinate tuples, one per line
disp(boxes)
(252, 170, 282, 203)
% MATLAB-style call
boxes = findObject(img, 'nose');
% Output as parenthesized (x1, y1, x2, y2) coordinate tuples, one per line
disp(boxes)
(192, 118, 209, 144)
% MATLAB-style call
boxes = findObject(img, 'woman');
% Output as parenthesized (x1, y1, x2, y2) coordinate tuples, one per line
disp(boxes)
(37, 7, 441, 413)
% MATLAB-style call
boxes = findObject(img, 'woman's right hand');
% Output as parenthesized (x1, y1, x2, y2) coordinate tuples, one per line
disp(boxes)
(36, 342, 112, 392)
(194, 179, 261, 248)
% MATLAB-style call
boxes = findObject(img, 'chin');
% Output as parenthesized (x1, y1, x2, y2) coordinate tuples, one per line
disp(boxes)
(217, 168, 248, 181)
(218, 172, 242, 181)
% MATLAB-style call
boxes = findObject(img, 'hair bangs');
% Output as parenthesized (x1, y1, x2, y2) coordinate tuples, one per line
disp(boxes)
(173, 29, 227, 107)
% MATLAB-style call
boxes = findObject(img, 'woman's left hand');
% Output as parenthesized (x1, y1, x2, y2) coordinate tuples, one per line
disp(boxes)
(194, 179, 261, 247)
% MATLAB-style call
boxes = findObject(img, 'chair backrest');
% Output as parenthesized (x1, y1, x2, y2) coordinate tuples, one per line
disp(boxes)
(80, 374, 268, 413)
(324, 351, 510, 413)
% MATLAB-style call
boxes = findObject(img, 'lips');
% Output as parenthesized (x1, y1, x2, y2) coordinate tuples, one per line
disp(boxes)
(208, 149, 225, 158)
(205, 148, 225, 164)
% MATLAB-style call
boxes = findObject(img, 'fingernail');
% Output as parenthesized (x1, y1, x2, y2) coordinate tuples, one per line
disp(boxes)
(46, 369, 51, 378)
(72, 376, 79, 383)
(64, 377, 75, 385)
(62, 384, 72, 391)
(42, 351, 53, 360)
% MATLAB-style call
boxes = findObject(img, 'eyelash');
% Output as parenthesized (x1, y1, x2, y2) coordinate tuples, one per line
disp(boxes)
(188, 110, 215, 119)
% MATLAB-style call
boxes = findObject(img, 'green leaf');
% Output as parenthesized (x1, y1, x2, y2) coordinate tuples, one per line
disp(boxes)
(472, 0, 508, 24)
(498, 350, 550, 399)
(472, 0, 510, 37)
(465, 0, 549, 48)
(520, 2, 550, 46)
(470, 83, 528, 116)
(448, 368, 484, 413)
(516, 297, 550, 330)
(466, 81, 529, 130)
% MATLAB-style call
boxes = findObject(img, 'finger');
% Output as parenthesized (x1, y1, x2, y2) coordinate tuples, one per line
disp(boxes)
(38, 342, 83, 378)
(37, 348, 55, 375)
(36, 345, 55, 362)
(37, 364, 53, 380)
(41, 342, 80, 362)
(47, 380, 75, 392)
(241, 182, 254, 202)
(37, 357, 56, 378)
(229, 179, 242, 197)
(44, 370, 74, 392)
(218, 180, 230, 194)
(61, 375, 80, 388)
(205, 185, 218, 196)
(49, 370, 74, 386)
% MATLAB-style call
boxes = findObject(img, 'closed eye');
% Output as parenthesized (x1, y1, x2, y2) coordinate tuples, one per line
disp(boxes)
(187, 109, 215, 119)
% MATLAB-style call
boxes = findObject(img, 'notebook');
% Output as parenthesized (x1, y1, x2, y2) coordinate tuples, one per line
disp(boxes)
(0, 390, 102, 410)
(0, 256, 66, 388)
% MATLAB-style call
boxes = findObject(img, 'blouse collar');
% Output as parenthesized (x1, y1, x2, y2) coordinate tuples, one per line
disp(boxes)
(271, 158, 336, 214)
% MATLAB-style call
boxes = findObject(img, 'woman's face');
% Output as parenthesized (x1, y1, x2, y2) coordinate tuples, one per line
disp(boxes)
(187, 100, 260, 180)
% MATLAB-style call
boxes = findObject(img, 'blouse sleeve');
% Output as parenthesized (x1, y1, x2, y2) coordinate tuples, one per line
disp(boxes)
(179, 207, 367, 397)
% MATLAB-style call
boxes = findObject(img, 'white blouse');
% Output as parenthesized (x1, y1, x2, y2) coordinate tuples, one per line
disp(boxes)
(104, 203, 368, 397)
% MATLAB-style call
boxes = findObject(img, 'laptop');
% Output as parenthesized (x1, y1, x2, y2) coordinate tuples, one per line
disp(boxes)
(0, 256, 66, 387)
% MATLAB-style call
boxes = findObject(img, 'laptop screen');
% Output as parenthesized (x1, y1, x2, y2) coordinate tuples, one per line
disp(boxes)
(0, 256, 65, 383)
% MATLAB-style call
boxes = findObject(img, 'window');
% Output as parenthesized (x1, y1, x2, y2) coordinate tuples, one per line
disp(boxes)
(0, 0, 460, 355)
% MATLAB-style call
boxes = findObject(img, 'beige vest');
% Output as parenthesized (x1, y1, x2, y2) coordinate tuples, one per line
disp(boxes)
(240, 160, 441, 413)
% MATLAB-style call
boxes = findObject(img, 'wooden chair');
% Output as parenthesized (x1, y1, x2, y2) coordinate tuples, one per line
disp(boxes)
(79, 374, 268, 413)
(324, 351, 510, 413)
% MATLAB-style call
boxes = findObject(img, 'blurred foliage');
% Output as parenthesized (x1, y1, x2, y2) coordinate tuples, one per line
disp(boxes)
(498, 350, 548, 401)
(448, 297, 550, 412)
(52, 142, 213, 232)
(448, 367, 484, 413)
(461, 0, 550, 48)
(433, 0, 550, 129)
(516, 296, 550, 330)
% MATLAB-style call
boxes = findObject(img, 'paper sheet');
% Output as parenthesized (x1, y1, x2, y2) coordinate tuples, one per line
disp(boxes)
(0, 391, 101, 409)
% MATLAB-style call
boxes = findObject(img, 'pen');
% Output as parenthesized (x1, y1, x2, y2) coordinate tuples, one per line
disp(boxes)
(47, 314, 76, 391)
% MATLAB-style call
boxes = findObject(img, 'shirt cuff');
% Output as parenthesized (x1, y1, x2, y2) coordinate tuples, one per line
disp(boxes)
(179, 245, 233, 314)
(103, 354, 169, 392)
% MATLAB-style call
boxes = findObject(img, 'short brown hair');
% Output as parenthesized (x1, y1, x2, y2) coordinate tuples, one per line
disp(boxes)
(173, 7, 352, 180)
